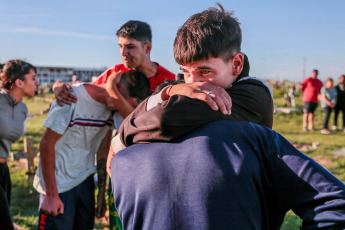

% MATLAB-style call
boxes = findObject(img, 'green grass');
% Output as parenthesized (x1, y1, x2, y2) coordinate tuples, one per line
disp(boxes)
(9, 161, 39, 229)
(9, 93, 345, 229)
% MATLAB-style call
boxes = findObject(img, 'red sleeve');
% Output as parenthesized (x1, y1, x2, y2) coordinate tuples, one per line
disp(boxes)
(92, 65, 128, 85)
(149, 65, 175, 92)
(92, 67, 115, 85)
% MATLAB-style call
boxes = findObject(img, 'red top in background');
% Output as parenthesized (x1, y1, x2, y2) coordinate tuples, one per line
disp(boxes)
(300, 77, 323, 103)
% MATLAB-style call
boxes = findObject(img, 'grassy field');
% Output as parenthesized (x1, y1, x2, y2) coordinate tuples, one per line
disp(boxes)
(8, 92, 345, 229)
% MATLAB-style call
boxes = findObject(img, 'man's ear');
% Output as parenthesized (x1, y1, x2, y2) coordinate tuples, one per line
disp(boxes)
(145, 42, 152, 54)
(231, 53, 244, 77)
(14, 78, 24, 89)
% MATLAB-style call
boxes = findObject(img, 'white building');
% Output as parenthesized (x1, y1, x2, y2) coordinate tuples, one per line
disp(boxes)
(36, 66, 106, 85)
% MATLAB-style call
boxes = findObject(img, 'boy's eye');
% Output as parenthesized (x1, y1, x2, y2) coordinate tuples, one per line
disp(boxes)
(199, 70, 211, 75)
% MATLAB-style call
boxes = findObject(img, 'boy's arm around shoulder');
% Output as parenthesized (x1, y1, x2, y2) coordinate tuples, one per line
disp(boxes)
(228, 80, 273, 128)
(118, 79, 273, 146)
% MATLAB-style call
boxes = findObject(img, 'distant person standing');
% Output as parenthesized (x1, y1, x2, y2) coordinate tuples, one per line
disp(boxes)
(332, 74, 345, 132)
(300, 69, 323, 131)
(320, 78, 337, 134)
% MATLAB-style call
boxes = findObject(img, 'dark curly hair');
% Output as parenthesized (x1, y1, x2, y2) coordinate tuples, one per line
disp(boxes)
(0, 60, 36, 90)
(121, 70, 150, 104)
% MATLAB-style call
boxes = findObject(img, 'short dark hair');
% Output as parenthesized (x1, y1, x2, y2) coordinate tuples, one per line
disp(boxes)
(313, 69, 319, 74)
(116, 20, 152, 43)
(174, 3, 242, 65)
(0, 60, 36, 90)
(120, 70, 150, 104)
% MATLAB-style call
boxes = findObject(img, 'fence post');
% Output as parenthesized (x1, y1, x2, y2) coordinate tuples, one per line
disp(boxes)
(24, 137, 35, 182)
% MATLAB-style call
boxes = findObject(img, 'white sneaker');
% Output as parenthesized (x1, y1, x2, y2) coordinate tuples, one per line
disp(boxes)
(331, 125, 338, 131)
(321, 129, 331, 134)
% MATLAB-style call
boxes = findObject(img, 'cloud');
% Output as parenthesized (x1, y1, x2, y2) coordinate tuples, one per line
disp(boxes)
(0, 25, 113, 40)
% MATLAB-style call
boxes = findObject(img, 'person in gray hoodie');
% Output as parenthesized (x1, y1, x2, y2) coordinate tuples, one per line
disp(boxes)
(0, 60, 38, 230)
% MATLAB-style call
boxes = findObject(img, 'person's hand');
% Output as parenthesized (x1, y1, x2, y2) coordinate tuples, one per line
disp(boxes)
(52, 81, 77, 106)
(106, 147, 116, 177)
(96, 187, 107, 219)
(106, 71, 122, 95)
(41, 195, 64, 216)
(167, 82, 232, 115)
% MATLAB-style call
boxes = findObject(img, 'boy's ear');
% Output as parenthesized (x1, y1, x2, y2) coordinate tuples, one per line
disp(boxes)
(231, 52, 244, 77)
(145, 42, 152, 54)
(14, 78, 24, 89)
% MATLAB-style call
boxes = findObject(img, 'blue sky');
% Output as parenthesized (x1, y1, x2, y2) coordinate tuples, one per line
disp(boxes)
(1, 0, 345, 82)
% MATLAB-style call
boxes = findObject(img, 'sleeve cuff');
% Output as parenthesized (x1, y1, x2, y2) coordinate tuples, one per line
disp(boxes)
(146, 86, 170, 111)
(111, 135, 126, 154)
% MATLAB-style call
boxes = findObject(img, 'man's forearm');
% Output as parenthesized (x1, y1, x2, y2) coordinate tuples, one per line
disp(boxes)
(97, 130, 111, 190)
(40, 141, 58, 196)
(96, 130, 111, 218)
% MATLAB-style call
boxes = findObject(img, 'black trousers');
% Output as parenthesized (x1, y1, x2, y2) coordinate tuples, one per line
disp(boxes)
(0, 163, 14, 230)
(323, 106, 333, 129)
(334, 104, 345, 127)
(37, 174, 95, 230)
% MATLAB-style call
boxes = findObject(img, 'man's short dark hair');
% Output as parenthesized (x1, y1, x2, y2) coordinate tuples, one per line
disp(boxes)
(121, 70, 150, 104)
(116, 20, 152, 44)
(174, 3, 242, 65)
(313, 69, 319, 74)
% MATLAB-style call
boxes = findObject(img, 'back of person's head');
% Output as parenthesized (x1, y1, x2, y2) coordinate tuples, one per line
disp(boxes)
(0, 60, 36, 90)
(174, 3, 242, 65)
(120, 70, 150, 105)
(116, 20, 152, 44)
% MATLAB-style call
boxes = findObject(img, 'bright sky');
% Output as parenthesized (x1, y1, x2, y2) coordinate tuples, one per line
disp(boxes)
(1, 0, 345, 82)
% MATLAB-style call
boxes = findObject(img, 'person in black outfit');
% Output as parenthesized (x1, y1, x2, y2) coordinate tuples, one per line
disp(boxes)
(332, 74, 345, 131)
